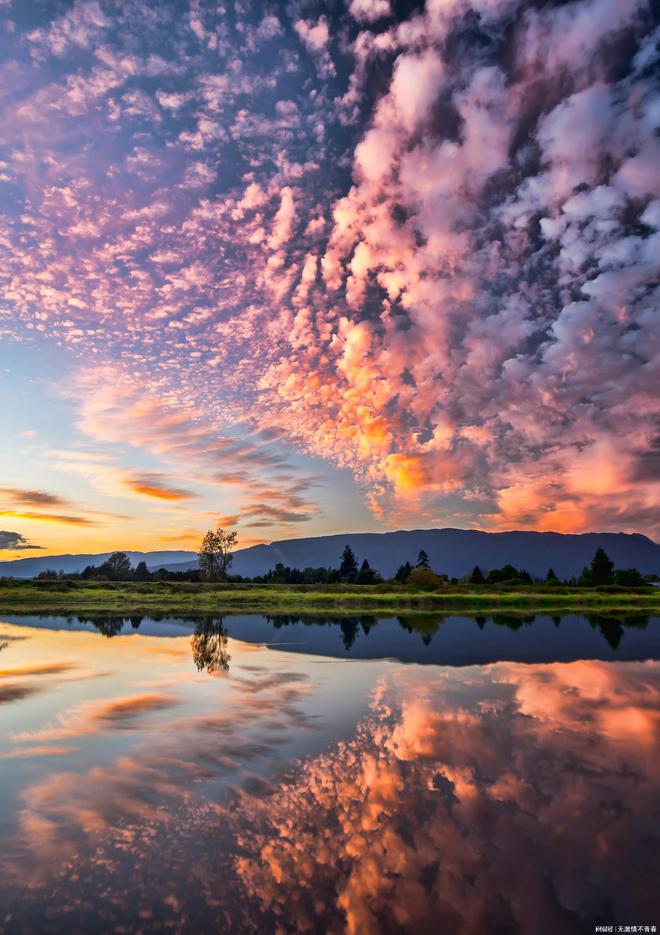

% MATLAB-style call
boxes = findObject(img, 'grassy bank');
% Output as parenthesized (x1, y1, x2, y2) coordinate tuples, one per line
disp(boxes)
(1, 579, 659, 616)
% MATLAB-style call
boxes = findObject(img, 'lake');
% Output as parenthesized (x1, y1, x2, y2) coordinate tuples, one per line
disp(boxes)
(1, 612, 659, 933)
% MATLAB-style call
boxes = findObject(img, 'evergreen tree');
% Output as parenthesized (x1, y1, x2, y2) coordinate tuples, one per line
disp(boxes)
(394, 561, 412, 583)
(339, 545, 359, 581)
(577, 565, 593, 587)
(133, 561, 152, 581)
(416, 549, 430, 568)
(546, 567, 559, 582)
(469, 565, 485, 584)
(356, 558, 380, 584)
(590, 548, 614, 586)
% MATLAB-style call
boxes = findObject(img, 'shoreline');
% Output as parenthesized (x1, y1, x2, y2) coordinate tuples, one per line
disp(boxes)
(1, 581, 658, 617)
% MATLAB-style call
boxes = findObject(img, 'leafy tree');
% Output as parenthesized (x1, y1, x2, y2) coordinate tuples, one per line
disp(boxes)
(198, 528, 238, 582)
(416, 549, 430, 568)
(133, 561, 152, 581)
(99, 552, 132, 580)
(469, 565, 485, 584)
(36, 569, 59, 580)
(339, 545, 359, 581)
(267, 562, 288, 583)
(302, 566, 330, 584)
(590, 548, 614, 586)
(486, 563, 533, 585)
(613, 567, 645, 586)
(394, 561, 412, 583)
(487, 563, 520, 584)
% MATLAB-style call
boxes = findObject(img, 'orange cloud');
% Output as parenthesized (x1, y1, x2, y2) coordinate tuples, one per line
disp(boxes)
(123, 473, 197, 501)
(0, 510, 98, 526)
(14, 692, 180, 743)
(4, 746, 80, 759)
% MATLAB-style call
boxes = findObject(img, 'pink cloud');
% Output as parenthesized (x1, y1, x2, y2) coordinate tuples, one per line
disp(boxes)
(0, 0, 657, 539)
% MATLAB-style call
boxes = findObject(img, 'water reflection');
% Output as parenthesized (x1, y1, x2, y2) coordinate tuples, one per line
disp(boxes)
(0, 615, 657, 933)
(69, 613, 650, 656)
(8, 611, 660, 671)
(191, 618, 231, 673)
(233, 661, 660, 934)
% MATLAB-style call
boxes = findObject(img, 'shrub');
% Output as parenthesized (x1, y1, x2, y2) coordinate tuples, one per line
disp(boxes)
(407, 567, 445, 589)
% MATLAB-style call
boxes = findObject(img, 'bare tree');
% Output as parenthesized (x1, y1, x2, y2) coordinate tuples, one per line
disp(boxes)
(198, 528, 238, 582)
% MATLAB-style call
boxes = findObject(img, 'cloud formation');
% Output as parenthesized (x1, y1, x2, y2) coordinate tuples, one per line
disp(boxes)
(0, 0, 658, 538)
(4, 650, 657, 929)
(0, 530, 42, 551)
(234, 660, 660, 932)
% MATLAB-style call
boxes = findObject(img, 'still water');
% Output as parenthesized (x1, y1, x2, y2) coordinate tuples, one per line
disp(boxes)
(1, 612, 659, 933)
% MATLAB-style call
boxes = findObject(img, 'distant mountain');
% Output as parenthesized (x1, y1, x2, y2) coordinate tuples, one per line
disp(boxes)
(0, 550, 197, 579)
(230, 529, 660, 579)
(3, 529, 658, 580)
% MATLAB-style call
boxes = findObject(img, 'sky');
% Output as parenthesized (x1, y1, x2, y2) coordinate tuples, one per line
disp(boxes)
(0, 0, 658, 558)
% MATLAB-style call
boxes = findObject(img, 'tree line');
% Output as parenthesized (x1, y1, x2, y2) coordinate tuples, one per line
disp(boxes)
(32, 539, 651, 588)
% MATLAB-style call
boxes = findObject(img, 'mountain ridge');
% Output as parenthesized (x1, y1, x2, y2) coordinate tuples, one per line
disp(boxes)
(1, 528, 659, 579)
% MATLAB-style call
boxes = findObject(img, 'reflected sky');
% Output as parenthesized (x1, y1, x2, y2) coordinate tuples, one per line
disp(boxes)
(0, 616, 659, 933)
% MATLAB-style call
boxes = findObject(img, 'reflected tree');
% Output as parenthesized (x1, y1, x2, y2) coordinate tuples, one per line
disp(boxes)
(396, 615, 443, 643)
(266, 614, 301, 629)
(619, 614, 649, 629)
(491, 614, 535, 630)
(192, 618, 231, 673)
(79, 615, 126, 637)
(339, 619, 360, 651)
(360, 617, 375, 636)
(587, 615, 625, 650)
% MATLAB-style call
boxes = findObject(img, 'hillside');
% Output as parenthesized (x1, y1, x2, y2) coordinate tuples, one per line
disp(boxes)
(230, 529, 660, 579)
(0, 550, 197, 579)
(2, 529, 659, 580)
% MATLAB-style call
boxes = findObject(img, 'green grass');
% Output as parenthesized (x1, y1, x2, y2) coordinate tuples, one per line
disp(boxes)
(0, 579, 658, 616)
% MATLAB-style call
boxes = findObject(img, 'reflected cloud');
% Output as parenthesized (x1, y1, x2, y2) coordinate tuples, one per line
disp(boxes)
(0, 624, 658, 933)
(0, 662, 78, 678)
(0, 649, 318, 903)
(13, 692, 180, 742)
(233, 660, 660, 933)
(0, 684, 43, 705)
(4, 745, 80, 759)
